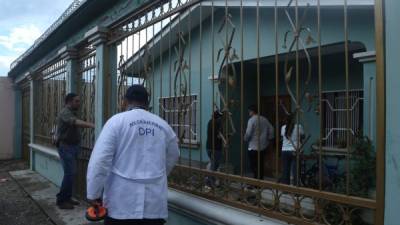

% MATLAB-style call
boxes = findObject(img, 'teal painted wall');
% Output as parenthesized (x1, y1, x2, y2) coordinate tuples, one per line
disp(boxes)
(384, 1, 400, 224)
(148, 6, 375, 174)
(150, 10, 223, 164)
(362, 62, 376, 143)
(238, 54, 364, 155)
(33, 152, 63, 186)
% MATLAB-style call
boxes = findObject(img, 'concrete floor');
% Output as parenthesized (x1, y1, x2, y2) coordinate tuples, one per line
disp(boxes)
(0, 160, 287, 225)
(9, 169, 100, 225)
(0, 160, 99, 225)
(0, 160, 54, 225)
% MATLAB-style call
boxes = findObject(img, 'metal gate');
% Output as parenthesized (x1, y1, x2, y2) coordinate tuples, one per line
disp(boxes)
(105, 0, 384, 224)
(34, 59, 67, 146)
(76, 46, 96, 198)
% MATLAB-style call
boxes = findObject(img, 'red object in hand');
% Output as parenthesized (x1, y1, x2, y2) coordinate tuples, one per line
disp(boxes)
(85, 202, 107, 221)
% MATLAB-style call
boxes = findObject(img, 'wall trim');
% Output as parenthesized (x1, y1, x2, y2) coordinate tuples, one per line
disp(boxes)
(168, 189, 284, 225)
(29, 143, 60, 160)
(353, 51, 376, 63)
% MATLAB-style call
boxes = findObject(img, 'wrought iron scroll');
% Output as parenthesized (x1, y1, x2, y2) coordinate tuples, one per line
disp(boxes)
(282, 1, 315, 154)
(283, 1, 315, 115)
(173, 31, 191, 143)
(110, 0, 200, 44)
(79, 51, 96, 153)
(142, 44, 153, 107)
(216, 9, 238, 150)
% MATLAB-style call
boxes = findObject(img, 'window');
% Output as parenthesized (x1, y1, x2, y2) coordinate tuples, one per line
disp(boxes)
(159, 95, 198, 146)
(321, 90, 363, 147)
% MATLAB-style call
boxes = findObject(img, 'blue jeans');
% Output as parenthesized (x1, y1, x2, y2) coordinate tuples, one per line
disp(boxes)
(56, 144, 79, 204)
(280, 151, 297, 185)
(206, 149, 222, 186)
(248, 150, 266, 179)
(206, 149, 222, 171)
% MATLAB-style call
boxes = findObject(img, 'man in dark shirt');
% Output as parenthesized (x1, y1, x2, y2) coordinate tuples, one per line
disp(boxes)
(206, 110, 224, 172)
(56, 93, 94, 209)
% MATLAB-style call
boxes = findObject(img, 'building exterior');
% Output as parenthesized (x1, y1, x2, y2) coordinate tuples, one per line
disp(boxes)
(6, 0, 399, 224)
(0, 77, 16, 160)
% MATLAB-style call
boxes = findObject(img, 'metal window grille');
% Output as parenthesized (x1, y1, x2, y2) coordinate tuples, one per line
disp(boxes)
(160, 95, 198, 145)
(322, 90, 364, 148)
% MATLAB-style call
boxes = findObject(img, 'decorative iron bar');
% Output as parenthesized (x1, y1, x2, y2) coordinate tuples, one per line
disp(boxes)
(75, 47, 96, 199)
(21, 84, 31, 161)
(78, 50, 96, 153)
(34, 59, 67, 146)
(110, 0, 200, 44)
(108, 0, 378, 224)
(117, 42, 139, 112)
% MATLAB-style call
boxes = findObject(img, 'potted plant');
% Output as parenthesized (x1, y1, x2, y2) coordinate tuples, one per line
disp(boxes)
(349, 136, 376, 198)
(349, 136, 376, 225)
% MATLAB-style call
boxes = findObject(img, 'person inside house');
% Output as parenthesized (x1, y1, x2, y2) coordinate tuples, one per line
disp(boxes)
(279, 113, 305, 185)
(206, 110, 224, 171)
(205, 110, 224, 186)
(86, 85, 180, 225)
(244, 104, 274, 179)
(55, 93, 95, 209)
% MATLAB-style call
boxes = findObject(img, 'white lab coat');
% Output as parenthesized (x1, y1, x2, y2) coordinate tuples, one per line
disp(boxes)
(86, 109, 180, 219)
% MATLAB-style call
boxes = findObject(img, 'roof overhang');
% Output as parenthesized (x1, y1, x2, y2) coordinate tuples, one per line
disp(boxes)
(7, 0, 122, 79)
(121, 0, 373, 76)
(202, 0, 374, 7)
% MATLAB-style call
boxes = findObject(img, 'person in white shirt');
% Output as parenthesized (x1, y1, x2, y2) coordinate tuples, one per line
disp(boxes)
(279, 114, 305, 185)
(86, 85, 180, 225)
(244, 105, 274, 179)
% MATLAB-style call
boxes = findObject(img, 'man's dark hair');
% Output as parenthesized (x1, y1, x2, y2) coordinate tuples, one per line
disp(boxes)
(248, 104, 258, 114)
(125, 85, 149, 106)
(65, 93, 78, 104)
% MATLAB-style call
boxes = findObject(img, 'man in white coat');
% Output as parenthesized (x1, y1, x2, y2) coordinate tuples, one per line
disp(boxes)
(86, 85, 180, 225)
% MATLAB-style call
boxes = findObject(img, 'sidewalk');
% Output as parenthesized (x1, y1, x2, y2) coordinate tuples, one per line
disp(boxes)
(0, 160, 54, 225)
(1, 160, 285, 225)
(0, 159, 99, 225)
(9, 169, 100, 225)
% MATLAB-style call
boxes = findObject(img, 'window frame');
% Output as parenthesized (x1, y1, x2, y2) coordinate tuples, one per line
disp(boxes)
(159, 94, 200, 148)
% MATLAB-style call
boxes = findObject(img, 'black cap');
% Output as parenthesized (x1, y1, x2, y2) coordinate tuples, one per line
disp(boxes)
(248, 104, 258, 114)
(125, 85, 149, 105)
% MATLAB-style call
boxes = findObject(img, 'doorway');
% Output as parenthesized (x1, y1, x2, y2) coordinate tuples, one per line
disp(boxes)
(260, 95, 291, 178)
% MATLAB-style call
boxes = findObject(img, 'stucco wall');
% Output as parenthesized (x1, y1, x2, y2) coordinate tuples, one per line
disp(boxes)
(384, 1, 400, 224)
(0, 77, 15, 159)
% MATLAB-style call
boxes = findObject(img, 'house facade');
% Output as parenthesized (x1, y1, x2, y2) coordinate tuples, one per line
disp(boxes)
(6, 0, 399, 224)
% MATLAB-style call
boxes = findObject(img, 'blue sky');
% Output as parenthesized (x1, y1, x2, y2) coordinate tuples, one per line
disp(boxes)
(0, 0, 73, 76)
